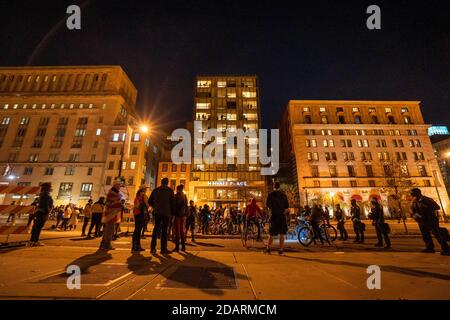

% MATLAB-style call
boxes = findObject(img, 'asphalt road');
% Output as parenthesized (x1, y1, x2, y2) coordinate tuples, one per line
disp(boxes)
(0, 222, 449, 300)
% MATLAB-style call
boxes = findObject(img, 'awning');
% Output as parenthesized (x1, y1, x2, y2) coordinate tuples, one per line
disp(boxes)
(351, 194, 363, 202)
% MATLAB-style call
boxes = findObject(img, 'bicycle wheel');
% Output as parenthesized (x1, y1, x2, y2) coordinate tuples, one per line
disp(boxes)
(326, 225, 337, 242)
(298, 226, 313, 246)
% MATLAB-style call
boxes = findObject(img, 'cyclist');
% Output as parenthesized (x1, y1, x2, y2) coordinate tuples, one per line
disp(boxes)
(244, 198, 263, 242)
(309, 204, 324, 245)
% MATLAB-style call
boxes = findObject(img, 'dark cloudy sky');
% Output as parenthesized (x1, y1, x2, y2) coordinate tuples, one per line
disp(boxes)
(1, 0, 449, 131)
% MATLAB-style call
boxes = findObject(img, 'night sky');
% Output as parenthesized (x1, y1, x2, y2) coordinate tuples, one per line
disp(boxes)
(1, 0, 449, 132)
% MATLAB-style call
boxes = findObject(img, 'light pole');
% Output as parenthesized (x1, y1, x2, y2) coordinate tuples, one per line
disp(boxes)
(427, 156, 448, 223)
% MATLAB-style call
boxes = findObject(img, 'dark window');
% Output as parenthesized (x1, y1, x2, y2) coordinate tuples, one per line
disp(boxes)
(365, 165, 374, 177)
(162, 164, 168, 172)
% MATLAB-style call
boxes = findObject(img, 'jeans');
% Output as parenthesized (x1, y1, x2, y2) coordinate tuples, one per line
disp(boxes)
(173, 217, 186, 250)
(353, 221, 365, 242)
(419, 220, 449, 252)
(30, 214, 47, 243)
(81, 217, 90, 235)
(88, 213, 102, 237)
(100, 220, 115, 249)
(185, 217, 195, 239)
(133, 214, 144, 250)
(151, 215, 170, 251)
(337, 221, 348, 240)
(375, 222, 391, 247)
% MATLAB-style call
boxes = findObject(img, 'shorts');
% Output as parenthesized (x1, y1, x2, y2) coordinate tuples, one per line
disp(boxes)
(269, 214, 288, 236)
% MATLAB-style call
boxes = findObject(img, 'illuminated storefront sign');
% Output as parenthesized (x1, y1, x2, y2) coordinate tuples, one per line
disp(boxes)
(207, 181, 248, 187)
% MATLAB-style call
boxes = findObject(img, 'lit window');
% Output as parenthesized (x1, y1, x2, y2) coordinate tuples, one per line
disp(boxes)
(112, 133, 120, 141)
(352, 107, 360, 112)
(401, 107, 409, 113)
(2, 117, 10, 125)
(96, 129, 101, 136)
(133, 133, 140, 141)
(130, 161, 136, 170)
(319, 107, 326, 112)
(197, 80, 211, 88)
(303, 107, 310, 112)
(196, 102, 210, 109)
(385, 107, 392, 113)
(217, 81, 226, 88)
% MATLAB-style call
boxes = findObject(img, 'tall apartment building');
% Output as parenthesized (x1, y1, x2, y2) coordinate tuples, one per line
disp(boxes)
(0, 66, 156, 205)
(278, 100, 449, 216)
(431, 135, 450, 198)
(188, 75, 266, 209)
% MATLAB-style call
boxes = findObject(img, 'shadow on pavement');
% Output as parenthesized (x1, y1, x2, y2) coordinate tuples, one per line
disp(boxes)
(66, 249, 112, 274)
(125, 251, 246, 296)
(279, 255, 450, 281)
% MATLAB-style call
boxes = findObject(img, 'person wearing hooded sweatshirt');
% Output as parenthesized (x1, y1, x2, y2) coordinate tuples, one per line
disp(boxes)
(173, 184, 188, 252)
(29, 183, 53, 246)
(99, 179, 123, 250)
(244, 198, 263, 242)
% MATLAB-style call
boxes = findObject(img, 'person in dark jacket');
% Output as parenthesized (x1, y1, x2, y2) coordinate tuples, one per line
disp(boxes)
(334, 204, 348, 240)
(173, 185, 188, 252)
(29, 183, 54, 246)
(411, 188, 449, 255)
(369, 198, 391, 249)
(200, 204, 211, 235)
(186, 200, 197, 242)
(265, 182, 289, 254)
(87, 197, 105, 238)
(149, 178, 175, 255)
(350, 199, 365, 243)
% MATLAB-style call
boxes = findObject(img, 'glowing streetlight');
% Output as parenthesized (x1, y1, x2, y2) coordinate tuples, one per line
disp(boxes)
(140, 125, 149, 134)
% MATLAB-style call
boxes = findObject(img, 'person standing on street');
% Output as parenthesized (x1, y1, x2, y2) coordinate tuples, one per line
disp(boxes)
(410, 188, 449, 256)
(186, 200, 197, 242)
(173, 185, 188, 252)
(350, 199, 365, 243)
(265, 182, 289, 254)
(99, 179, 123, 251)
(81, 199, 93, 236)
(70, 204, 79, 231)
(61, 204, 72, 231)
(27, 198, 39, 227)
(149, 178, 175, 255)
(132, 185, 149, 252)
(200, 204, 211, 235)
(28, 183, 53, 247)
(87, 197, 105, 238)
(369, 198, 391, 249)
(334, 204, 348, 240)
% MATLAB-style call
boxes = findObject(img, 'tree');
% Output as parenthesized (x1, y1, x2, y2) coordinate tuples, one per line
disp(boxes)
(380, 160, 416, 234)
(281, 184, 300, 208)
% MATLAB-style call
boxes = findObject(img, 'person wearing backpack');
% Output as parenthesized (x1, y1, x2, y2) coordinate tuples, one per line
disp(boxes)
(368, 198, 391, 249)
(410, 188, 449, 256)
(334, 204, 348, 241)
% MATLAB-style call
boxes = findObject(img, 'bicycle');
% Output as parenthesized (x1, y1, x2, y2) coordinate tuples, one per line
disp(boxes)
(297, 216, 337, 246)
(241, 216, 262, 248)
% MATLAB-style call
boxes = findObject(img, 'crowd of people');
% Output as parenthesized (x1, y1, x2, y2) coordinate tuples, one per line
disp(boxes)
(24, 180, 450, 256)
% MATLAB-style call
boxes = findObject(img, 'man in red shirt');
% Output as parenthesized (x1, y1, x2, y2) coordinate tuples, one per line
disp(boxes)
(244, 198, 262, 242)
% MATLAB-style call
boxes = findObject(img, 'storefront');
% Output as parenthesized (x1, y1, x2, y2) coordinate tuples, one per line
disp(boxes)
(188, 180, 266, 209)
